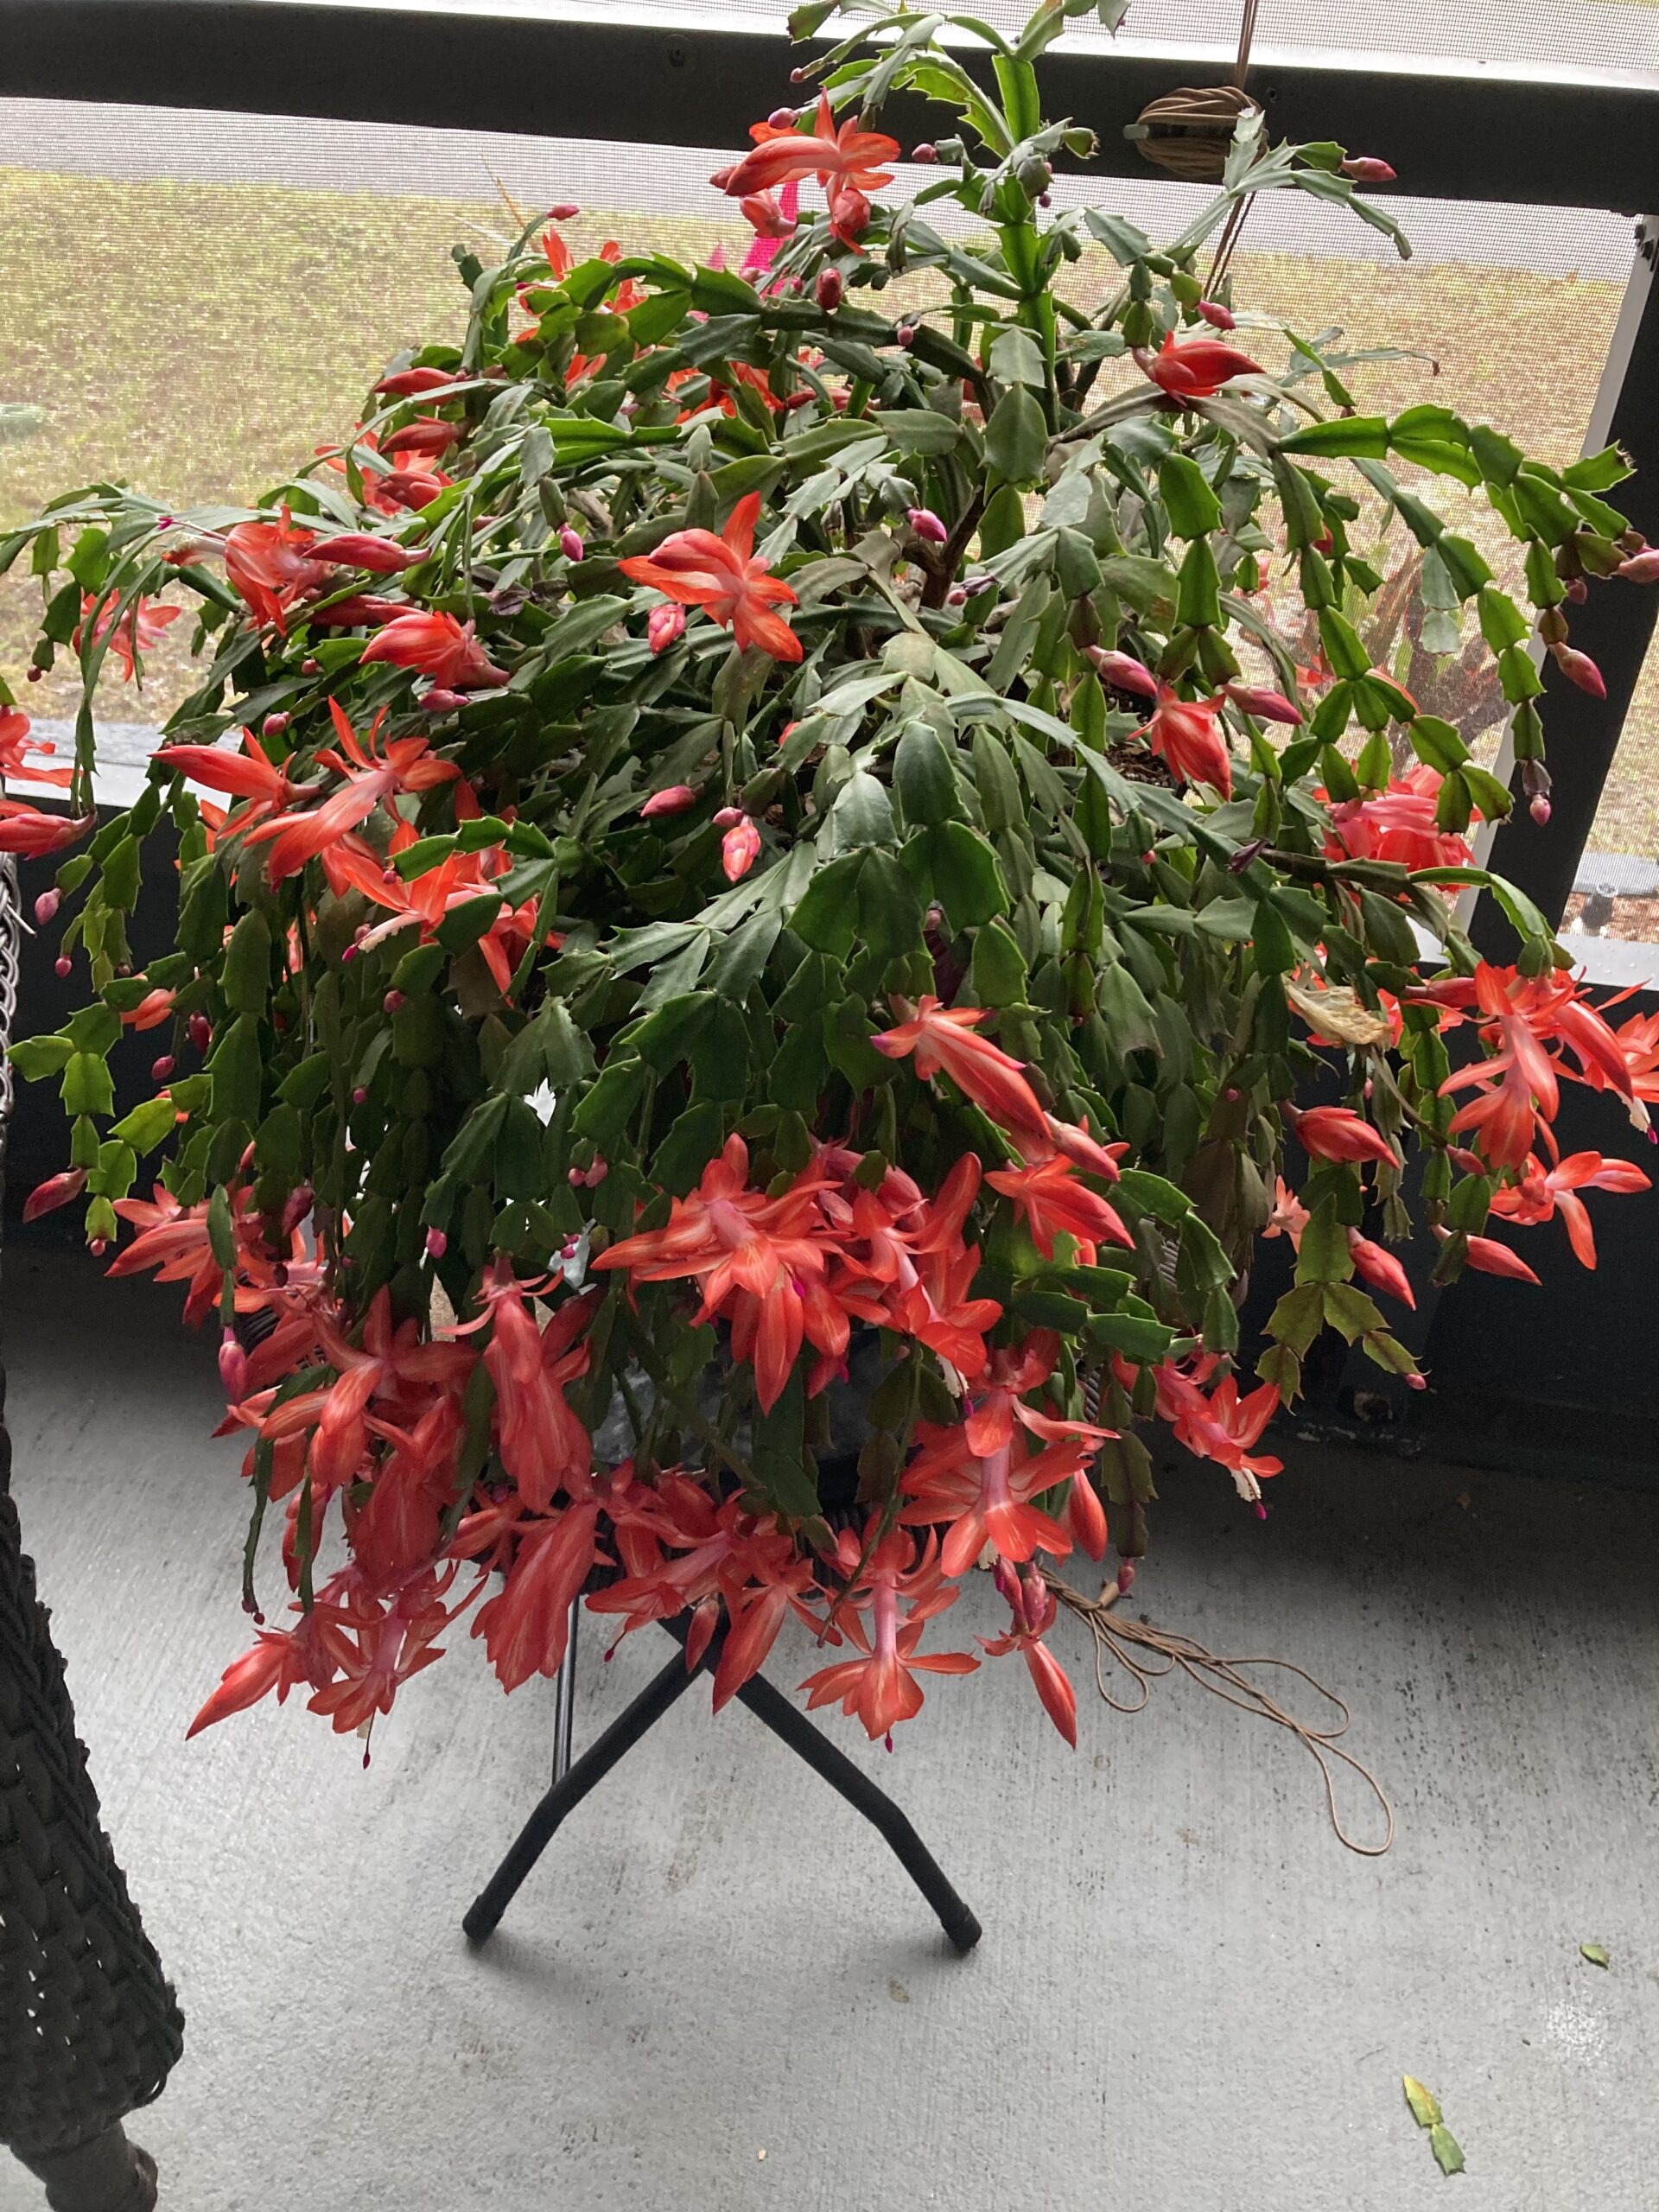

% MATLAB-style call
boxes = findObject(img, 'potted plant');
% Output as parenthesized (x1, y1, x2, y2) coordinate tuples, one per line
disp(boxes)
(2, 0, 1654, 1755)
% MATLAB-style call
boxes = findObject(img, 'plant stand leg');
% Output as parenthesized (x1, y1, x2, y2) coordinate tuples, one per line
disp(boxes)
(13, 2123, 158, 2212)
(464, 1613, 982, 1955)
(658, 1618, 982, 1955)
(550, 1599, 578, 1784)
(463, 1640, 704, 1944)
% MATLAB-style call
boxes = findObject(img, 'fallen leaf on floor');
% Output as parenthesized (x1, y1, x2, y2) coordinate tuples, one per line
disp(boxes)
(1430, 2124, 1465, 2176)
(1403, 2076, 1442, 2129)
(1580, 1942, 1611, 1968)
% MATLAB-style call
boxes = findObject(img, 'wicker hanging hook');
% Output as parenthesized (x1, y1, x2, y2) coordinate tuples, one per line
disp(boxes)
(1125, 0, 1264, 185)
(1128, 82, 1262, 183)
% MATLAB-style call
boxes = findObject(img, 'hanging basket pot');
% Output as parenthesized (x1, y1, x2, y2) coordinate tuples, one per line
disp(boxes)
(1128, 84, 1261, 182)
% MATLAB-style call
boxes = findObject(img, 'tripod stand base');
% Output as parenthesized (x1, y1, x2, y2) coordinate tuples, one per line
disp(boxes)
(464, 1617, 982, 1955)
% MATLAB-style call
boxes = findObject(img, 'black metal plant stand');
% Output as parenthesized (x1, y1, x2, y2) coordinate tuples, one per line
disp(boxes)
(463, 1611, 983, 1955)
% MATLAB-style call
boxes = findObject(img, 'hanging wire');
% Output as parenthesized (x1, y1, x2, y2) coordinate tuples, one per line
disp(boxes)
(1045, 1567, 1396, 1856)
(1206, 0, 1265, 296)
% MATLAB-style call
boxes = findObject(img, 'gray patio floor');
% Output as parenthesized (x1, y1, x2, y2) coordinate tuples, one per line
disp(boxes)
(3, 1243, 1657, 2210)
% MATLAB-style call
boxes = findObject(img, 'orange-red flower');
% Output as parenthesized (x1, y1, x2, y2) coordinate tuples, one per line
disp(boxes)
(0, 798, 93, 855)
(224, 515, 328, 632)
(1285, 1103, 1401, 1168)
(1431, 963, 1639, 1171)
(1135, 328, 1262, 400)
(619, 492, 801, 662)
(986, 1155, 1133, 1259)
(980, 1560, 1077, 1746)
(0, 706, 71, 788)
(473, 1503, 601, 1690)
(243, 701, 460, 881)
(1487, 1150, 1649, 1268)
(798, 1525, 976, 1743)
(870, 995, 1052, 1152)
(1153, 1357, 1282, 1499)
(359, 608, 508, 690)
(74, 592, 181, 680)
(593, 1135, 847, 1411)
(1141, 683, 1232, 796)
(900, 1337, 1112, 1576)
(324, 824, 552, 998)
(1324, 766, 1475, 871)
(714, 92, 899, 203)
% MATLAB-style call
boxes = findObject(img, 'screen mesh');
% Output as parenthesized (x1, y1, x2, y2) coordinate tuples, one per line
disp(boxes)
(0, 95, 1643, 832)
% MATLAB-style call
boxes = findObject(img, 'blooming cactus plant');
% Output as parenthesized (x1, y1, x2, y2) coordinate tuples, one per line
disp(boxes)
(3, 0, 1656, 1751)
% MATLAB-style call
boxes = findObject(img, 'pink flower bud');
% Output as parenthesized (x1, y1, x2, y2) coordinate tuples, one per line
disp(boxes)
(1530, 795, 1552, 825)
(815, 267, 843, 312)
(568, 1166, 583, 1185)
(262, 711, 290, 738)
(1087, 646, 1160, 700)
(423, 687, 467, 713)
(1566, 575, 1588, 603)
(151, 1053, 175, 1082)
(219, 1327, 249, 1402)
(1617, 548, 1659, 583)
(946, 584, 968, 607)
(188, 1012, 212, 1052)
(281, 1185, 314, 1235)
(1224, 682, 1303, 726)
(26, 666, 42, 683)
(912, 143, 938, 164)
(1198, 298, 1236, 330)
(558, 525, 585, 562)
(1341, 156, 1396, 183)
(22, 1167, 88, 1224)
(34, 887, 60, 925)
(353, 1085, 368, 1105)
(1116, 1560, 1136, 1594)
(54, 955, 72, 978)
(713, 805, 743, 828)
(1553, 644, 1607, 697)
(641, 784, 698, 819)
(383, 989, 404, 1014)
(546, 200, 581, 220)
(88, 1236, 106, 1256)
(767, 107, 800, 129)
(424, 1227, 448, 1259)
(647, 602, 686, 654)
(582, 1155, 609, 1188)
(906, 505, 949, 545)
(721, 817, 761, 882)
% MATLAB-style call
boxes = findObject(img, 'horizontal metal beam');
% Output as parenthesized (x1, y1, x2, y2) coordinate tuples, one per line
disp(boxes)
(2, 1, 1658, 213)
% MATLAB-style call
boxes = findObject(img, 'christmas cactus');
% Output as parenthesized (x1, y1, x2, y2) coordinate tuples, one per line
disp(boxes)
(3, 0, 1656, 1751)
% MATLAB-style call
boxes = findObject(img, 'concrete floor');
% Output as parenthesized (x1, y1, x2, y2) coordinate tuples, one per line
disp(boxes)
(3, 1246, 1658, 2210)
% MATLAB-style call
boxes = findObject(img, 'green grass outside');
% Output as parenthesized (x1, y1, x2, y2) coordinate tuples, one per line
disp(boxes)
(1, 166, 1653, 853)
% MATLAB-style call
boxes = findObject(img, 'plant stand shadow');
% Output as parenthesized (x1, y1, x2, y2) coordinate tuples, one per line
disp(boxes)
(463, 1611, 982, 1955)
